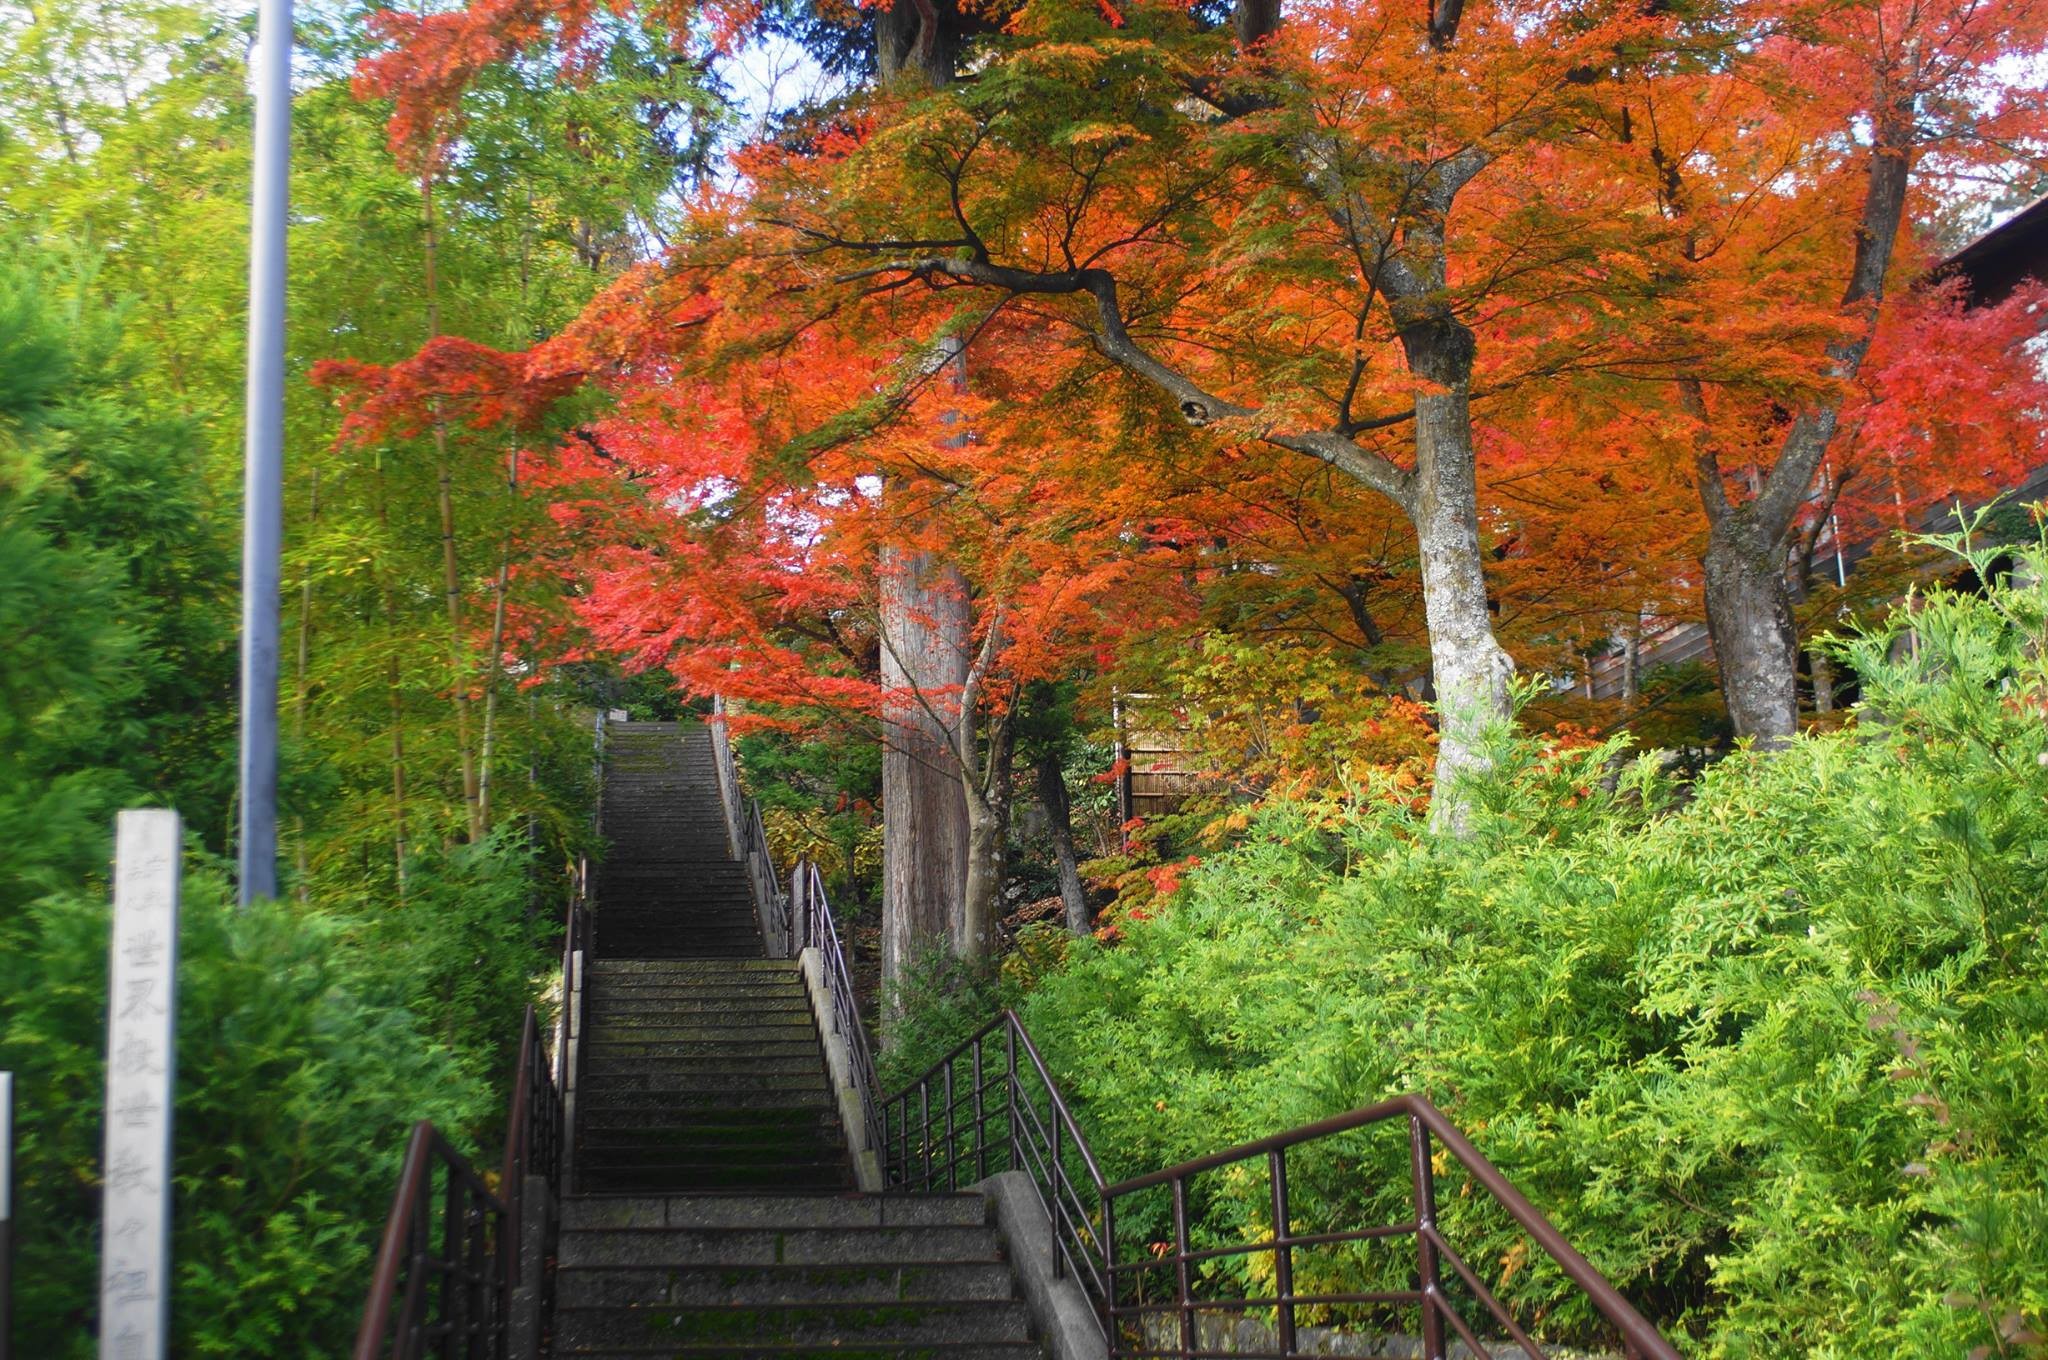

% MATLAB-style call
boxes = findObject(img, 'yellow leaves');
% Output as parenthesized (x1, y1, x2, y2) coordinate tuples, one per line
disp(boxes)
(1057, 121, 1151, 150)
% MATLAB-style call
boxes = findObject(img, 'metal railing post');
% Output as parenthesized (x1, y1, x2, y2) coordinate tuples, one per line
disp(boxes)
(944, 1059, 957, 1191)
(1410, 1114, 1446, 1360)
(920, 1082, 932, 1191)
(1171, 1176, 1196, 1360)
(1051, 1096, 1065, 1278)
(1269, 1148, 1296, 1353)
(1099, 1194, 1117, 1359)
(972, 1038, 988, 1182)
(1004, 1023, 1020, 1173)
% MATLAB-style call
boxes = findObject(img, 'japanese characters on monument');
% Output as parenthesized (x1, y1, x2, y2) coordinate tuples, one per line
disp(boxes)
(100, 810, 180, 1360)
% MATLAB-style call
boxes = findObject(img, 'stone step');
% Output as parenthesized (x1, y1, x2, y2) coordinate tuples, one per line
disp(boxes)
(588, 1003, 814, 1024)
(581, 1020, 815, 1041)
(559, 1225, 1003, 1269)
(594, 946, 769, 962)
(578, 1088, 835, 1115)
(595, 914, 760, 928)
(585, 981, 808, 1001)
(580, 1070, 830, 1095)
(578, 1116, 837, 1142)
(591, 959, 795, 976)
(596, 865, 748, 879)
(575, 1164, 855, 1195)
(591, 927, 766, 946)
(582, 1056, 828, 1081)
(555, 1260, 1016, 1309)
(554, 1345, 1041, 1359)
(585, 975, 800, 991)
(561, 1196, 991, 1231)
(554, 1298, 1034, 1349)
(581, 1041, 831, 1064)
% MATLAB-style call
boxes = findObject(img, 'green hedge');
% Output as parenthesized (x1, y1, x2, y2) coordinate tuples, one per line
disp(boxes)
(986, 539, 2048, 1358)
(0, 834, 550, 1356)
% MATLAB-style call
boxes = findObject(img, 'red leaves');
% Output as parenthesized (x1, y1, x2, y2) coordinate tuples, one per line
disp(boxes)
(311, 337, 578, 446)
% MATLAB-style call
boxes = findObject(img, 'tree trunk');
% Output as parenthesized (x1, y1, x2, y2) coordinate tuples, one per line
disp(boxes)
(1809, 646, 1835, 714)
(1400, 317, 1514, 821)
(478, 448, 520, 834)
(1693, 123, 1910, 744)
(1036, 752, 1090, 935)
(875, 0, 956, 86)
(294, 467, 319, 900)
(477, 550, 510, 832)
(879, 546, 970, 1014)
(422, 178, 482, 840)
(957, 712, 1013, 962)
(1702, 510, 1799, 743)
(374, 450, 410, 900)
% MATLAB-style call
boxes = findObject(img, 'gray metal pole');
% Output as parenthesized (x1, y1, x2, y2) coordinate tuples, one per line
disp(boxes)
(236, 0, 293, 907)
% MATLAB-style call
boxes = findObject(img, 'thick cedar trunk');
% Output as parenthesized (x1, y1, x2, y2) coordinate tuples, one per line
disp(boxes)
(874, 17, 971, 1022)
(875, 0, 955, 85)
(1036, 753, 1090, 934)
(477, 550, 511, 831)
(1400, 317, 1514, 819)
(879, 546, 971, 1012)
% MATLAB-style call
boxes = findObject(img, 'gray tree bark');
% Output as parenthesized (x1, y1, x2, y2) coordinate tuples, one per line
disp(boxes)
(1695, 122, 1911, 744)
(878, 546, 971, 1012)
(1402, 315, 1514, 817)
(1036, 753, 1091, 935)
(956, 707, 1013, 961)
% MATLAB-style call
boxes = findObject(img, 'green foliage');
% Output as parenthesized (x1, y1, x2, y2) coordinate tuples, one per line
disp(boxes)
(0, 860, 504, 1357)
(739, 722, 883, 912)
(0, 28, 630, 1349)
(878, 946, 1009, 1089)
(965, 541, 2048, 1358)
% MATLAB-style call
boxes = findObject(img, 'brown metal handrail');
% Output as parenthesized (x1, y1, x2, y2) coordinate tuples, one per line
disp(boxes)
(792, 860, 885, 1159)
(881, 1013, 1112, 1323)
(881, 1012, 1683, 1360)
(351, 1122, 508, 1360)
(1101, 1095, 1682, 1360)
(354, 1004, 563, 1360)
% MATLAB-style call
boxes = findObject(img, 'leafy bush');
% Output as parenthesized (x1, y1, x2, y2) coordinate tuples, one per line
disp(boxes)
(0, 244, 564, 1356)
(0, 857, 518, 1356)
(981, 536, 2048, 1358)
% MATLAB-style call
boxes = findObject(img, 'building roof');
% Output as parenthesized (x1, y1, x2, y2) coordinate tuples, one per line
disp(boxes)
(1937, 196, 2048, 305)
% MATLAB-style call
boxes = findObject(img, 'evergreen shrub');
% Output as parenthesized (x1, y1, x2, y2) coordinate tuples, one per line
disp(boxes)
(920, 537, 2048, 1358)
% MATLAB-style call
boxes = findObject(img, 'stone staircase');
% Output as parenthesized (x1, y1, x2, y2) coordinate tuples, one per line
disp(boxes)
(596, 722, 762, 959)
(575, 959, 854, 1194)
(552, 1194, 1043, 1358)
(563, 719, 1048, 1358)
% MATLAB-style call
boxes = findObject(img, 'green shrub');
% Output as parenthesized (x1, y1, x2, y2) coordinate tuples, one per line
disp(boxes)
(986, 536, 2048, 1358)
(0, 854, 535, 1356)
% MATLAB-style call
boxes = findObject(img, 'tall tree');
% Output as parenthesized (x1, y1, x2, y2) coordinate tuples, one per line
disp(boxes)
(1616, 0, 2048, 739)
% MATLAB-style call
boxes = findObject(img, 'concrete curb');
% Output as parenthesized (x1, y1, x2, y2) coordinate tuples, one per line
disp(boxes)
(798, 946, 885, 1191)
(974, 1170, 1108, 1360)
